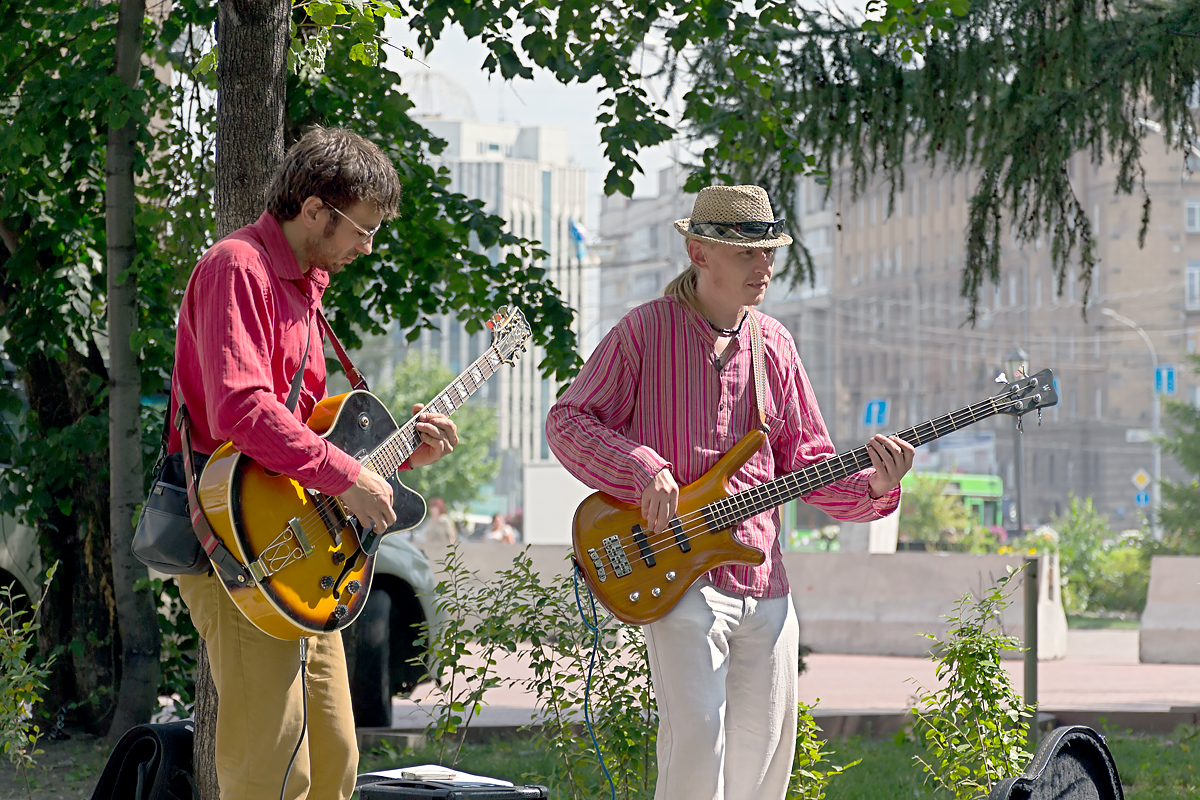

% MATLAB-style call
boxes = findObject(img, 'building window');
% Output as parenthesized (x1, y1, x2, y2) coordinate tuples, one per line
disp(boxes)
(1188, 261, 1200, 310)
(1187, 199, 1200, 232)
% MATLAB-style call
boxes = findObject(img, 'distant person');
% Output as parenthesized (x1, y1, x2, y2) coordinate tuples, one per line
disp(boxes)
(424, 496, 457, 545)
(545, 184, 914, 800)
(483, 512, 516, 544)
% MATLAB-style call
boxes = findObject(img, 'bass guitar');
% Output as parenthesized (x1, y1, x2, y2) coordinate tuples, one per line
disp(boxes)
(197, 306, 531, 640)
(571, 368, 1059, 626)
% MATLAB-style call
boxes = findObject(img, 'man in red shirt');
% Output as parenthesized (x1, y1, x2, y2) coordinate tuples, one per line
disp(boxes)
(172, 126, 458, 800)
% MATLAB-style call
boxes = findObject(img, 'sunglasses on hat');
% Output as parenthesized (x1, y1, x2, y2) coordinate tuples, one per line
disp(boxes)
(689, 217, 786, 241)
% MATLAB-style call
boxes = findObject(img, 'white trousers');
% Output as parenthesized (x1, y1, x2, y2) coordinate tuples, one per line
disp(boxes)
(644, 580, 799, 800)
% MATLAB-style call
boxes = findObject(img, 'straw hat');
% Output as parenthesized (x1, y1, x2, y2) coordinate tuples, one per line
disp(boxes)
(674, 185, 793, 248)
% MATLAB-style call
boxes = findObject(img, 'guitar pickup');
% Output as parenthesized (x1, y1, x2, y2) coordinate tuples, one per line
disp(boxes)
(670, 518, 690, 552)
(587, 548, 607, 582)
(288, 517, 315, 558)
(631, 525, 656, 567)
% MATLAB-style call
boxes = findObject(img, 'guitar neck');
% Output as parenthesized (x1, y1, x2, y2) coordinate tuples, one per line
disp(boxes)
(706, 394, 1007, 531)
(360, 346, 507, 475)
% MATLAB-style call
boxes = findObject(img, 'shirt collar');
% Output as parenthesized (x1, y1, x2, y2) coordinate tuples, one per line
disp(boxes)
(250, 212, 330, 292)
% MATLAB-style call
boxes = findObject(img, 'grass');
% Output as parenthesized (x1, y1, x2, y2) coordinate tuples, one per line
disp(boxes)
(357, 726, 1200, 799)
(1067, 613, 1141, 630)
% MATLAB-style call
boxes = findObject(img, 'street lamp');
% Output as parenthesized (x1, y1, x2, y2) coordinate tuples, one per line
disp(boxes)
(1002, 347, 1038, 748)
(1003, 347, 1030, 536)
(1101, 308, 1161, 540)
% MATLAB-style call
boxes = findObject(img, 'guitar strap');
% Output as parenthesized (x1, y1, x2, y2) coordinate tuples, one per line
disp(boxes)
(316, 309, 369, 391)
(746, 310, 770, 434)
(176, 404, 252, 587)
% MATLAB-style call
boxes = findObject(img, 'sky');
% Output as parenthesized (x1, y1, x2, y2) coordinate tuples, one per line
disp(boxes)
(381, 20, 685, 230)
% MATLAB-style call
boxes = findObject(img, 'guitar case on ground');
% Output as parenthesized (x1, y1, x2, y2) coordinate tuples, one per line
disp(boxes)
(355, 776, 548, 799)
(89, 719, 194, 800)
(988, 725, 1124, 800)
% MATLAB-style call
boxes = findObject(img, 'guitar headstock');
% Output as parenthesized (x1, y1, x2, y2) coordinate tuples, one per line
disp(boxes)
(995, 367, 1059, 416)
(486, 306, 532, 365)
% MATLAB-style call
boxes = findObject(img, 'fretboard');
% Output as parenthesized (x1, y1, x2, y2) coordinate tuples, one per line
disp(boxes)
(358, 347, 508, 476)
(704, 394, 1007, 531)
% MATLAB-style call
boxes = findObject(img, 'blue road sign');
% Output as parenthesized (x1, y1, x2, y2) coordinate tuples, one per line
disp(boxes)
(1156, 365, 1176, 396)
(863, 399, 889, 428)
(1135, 491, 1151, 508)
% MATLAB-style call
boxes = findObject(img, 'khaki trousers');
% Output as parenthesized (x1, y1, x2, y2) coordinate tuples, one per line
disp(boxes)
(179, 573, 358, 800)
(644, 580, 799, 800)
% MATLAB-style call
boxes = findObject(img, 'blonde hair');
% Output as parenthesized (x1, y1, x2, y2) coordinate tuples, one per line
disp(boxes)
(664, 241, 703, 310)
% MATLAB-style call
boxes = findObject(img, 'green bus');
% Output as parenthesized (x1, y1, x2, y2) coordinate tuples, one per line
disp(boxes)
(899, 472, 1004, 528)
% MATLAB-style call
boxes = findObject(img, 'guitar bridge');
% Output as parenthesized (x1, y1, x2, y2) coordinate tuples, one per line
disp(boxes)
(602, 535, 632, 578)
(289, 517, 315, 558)
(587, 548, 607, 582)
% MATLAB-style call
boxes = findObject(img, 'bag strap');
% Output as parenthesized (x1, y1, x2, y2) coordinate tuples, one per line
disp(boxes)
(746, 311, 770, 434)
(174, 403, 253, 587)
(316, 309, 368, 391)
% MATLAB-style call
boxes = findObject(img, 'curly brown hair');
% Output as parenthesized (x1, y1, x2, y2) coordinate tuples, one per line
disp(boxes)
(266, 126, 401, 222)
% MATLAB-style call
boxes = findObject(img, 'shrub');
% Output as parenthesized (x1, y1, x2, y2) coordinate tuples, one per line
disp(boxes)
(1088, 542, 1150, 614)
(0, 563, 57, 799)
(910, 567, 1031, 800)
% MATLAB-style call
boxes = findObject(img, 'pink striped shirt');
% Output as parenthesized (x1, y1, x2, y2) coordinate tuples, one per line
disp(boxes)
(167, 212, 380, 495)
(545, 296, 900, 598)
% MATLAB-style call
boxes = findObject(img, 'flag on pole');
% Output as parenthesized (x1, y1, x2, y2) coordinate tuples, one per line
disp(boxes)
(568, 217, 590, 262)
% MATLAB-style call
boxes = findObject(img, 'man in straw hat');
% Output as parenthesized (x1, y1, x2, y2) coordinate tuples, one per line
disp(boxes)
(546, 184, 914, 799)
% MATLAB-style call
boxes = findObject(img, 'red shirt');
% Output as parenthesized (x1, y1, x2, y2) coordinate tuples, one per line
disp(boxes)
(167, 212, 364, 495)
(545, 296, 900, 598)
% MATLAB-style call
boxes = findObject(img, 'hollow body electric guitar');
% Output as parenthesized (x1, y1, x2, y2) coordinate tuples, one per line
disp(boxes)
(572, 368, 1059, 625)
(197, 306, 531, 640)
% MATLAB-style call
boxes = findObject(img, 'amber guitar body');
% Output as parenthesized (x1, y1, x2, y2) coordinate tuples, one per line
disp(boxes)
(572, 431, 769, 626)
(572, 368, 1061, 626)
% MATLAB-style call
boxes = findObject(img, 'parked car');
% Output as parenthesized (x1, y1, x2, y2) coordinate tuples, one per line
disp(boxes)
(0, 506, 39, 620)
(343, 534, 445, 728)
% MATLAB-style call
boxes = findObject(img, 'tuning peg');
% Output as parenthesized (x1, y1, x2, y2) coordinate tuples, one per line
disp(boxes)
(995, 372, 1008, 384)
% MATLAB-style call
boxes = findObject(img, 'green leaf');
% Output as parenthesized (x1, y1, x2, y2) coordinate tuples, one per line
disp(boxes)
(195, 48, 217, 75)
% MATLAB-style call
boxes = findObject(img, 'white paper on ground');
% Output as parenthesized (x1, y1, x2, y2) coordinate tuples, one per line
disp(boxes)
(364, 764, 514, 786)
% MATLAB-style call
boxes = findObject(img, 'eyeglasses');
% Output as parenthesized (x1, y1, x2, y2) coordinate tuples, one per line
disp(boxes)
(325, 202, 382, 244)
(689, 217, 786, 241)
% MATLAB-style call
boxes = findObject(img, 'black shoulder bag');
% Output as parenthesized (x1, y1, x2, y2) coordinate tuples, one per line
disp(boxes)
(131, 320, 312, 574)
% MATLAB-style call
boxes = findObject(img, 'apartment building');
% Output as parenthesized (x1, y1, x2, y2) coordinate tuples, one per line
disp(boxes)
(808, 140, 1196, 528)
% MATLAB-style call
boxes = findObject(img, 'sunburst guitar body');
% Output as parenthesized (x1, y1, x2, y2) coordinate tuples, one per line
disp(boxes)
(196, 306, 531, 640)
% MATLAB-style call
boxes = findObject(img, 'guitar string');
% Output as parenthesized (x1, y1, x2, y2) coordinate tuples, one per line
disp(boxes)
(618, 395, 1014, 564)
(601, 396, 1012, 570)
(593, 394, 1028, 571)
(242, 339, 517, 577)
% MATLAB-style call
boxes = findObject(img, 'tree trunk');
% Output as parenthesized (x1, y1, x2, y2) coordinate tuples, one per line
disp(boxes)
(214, 0, 288, 239)
(196, 2, 289, 796)
(105, 0, 160, 743)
